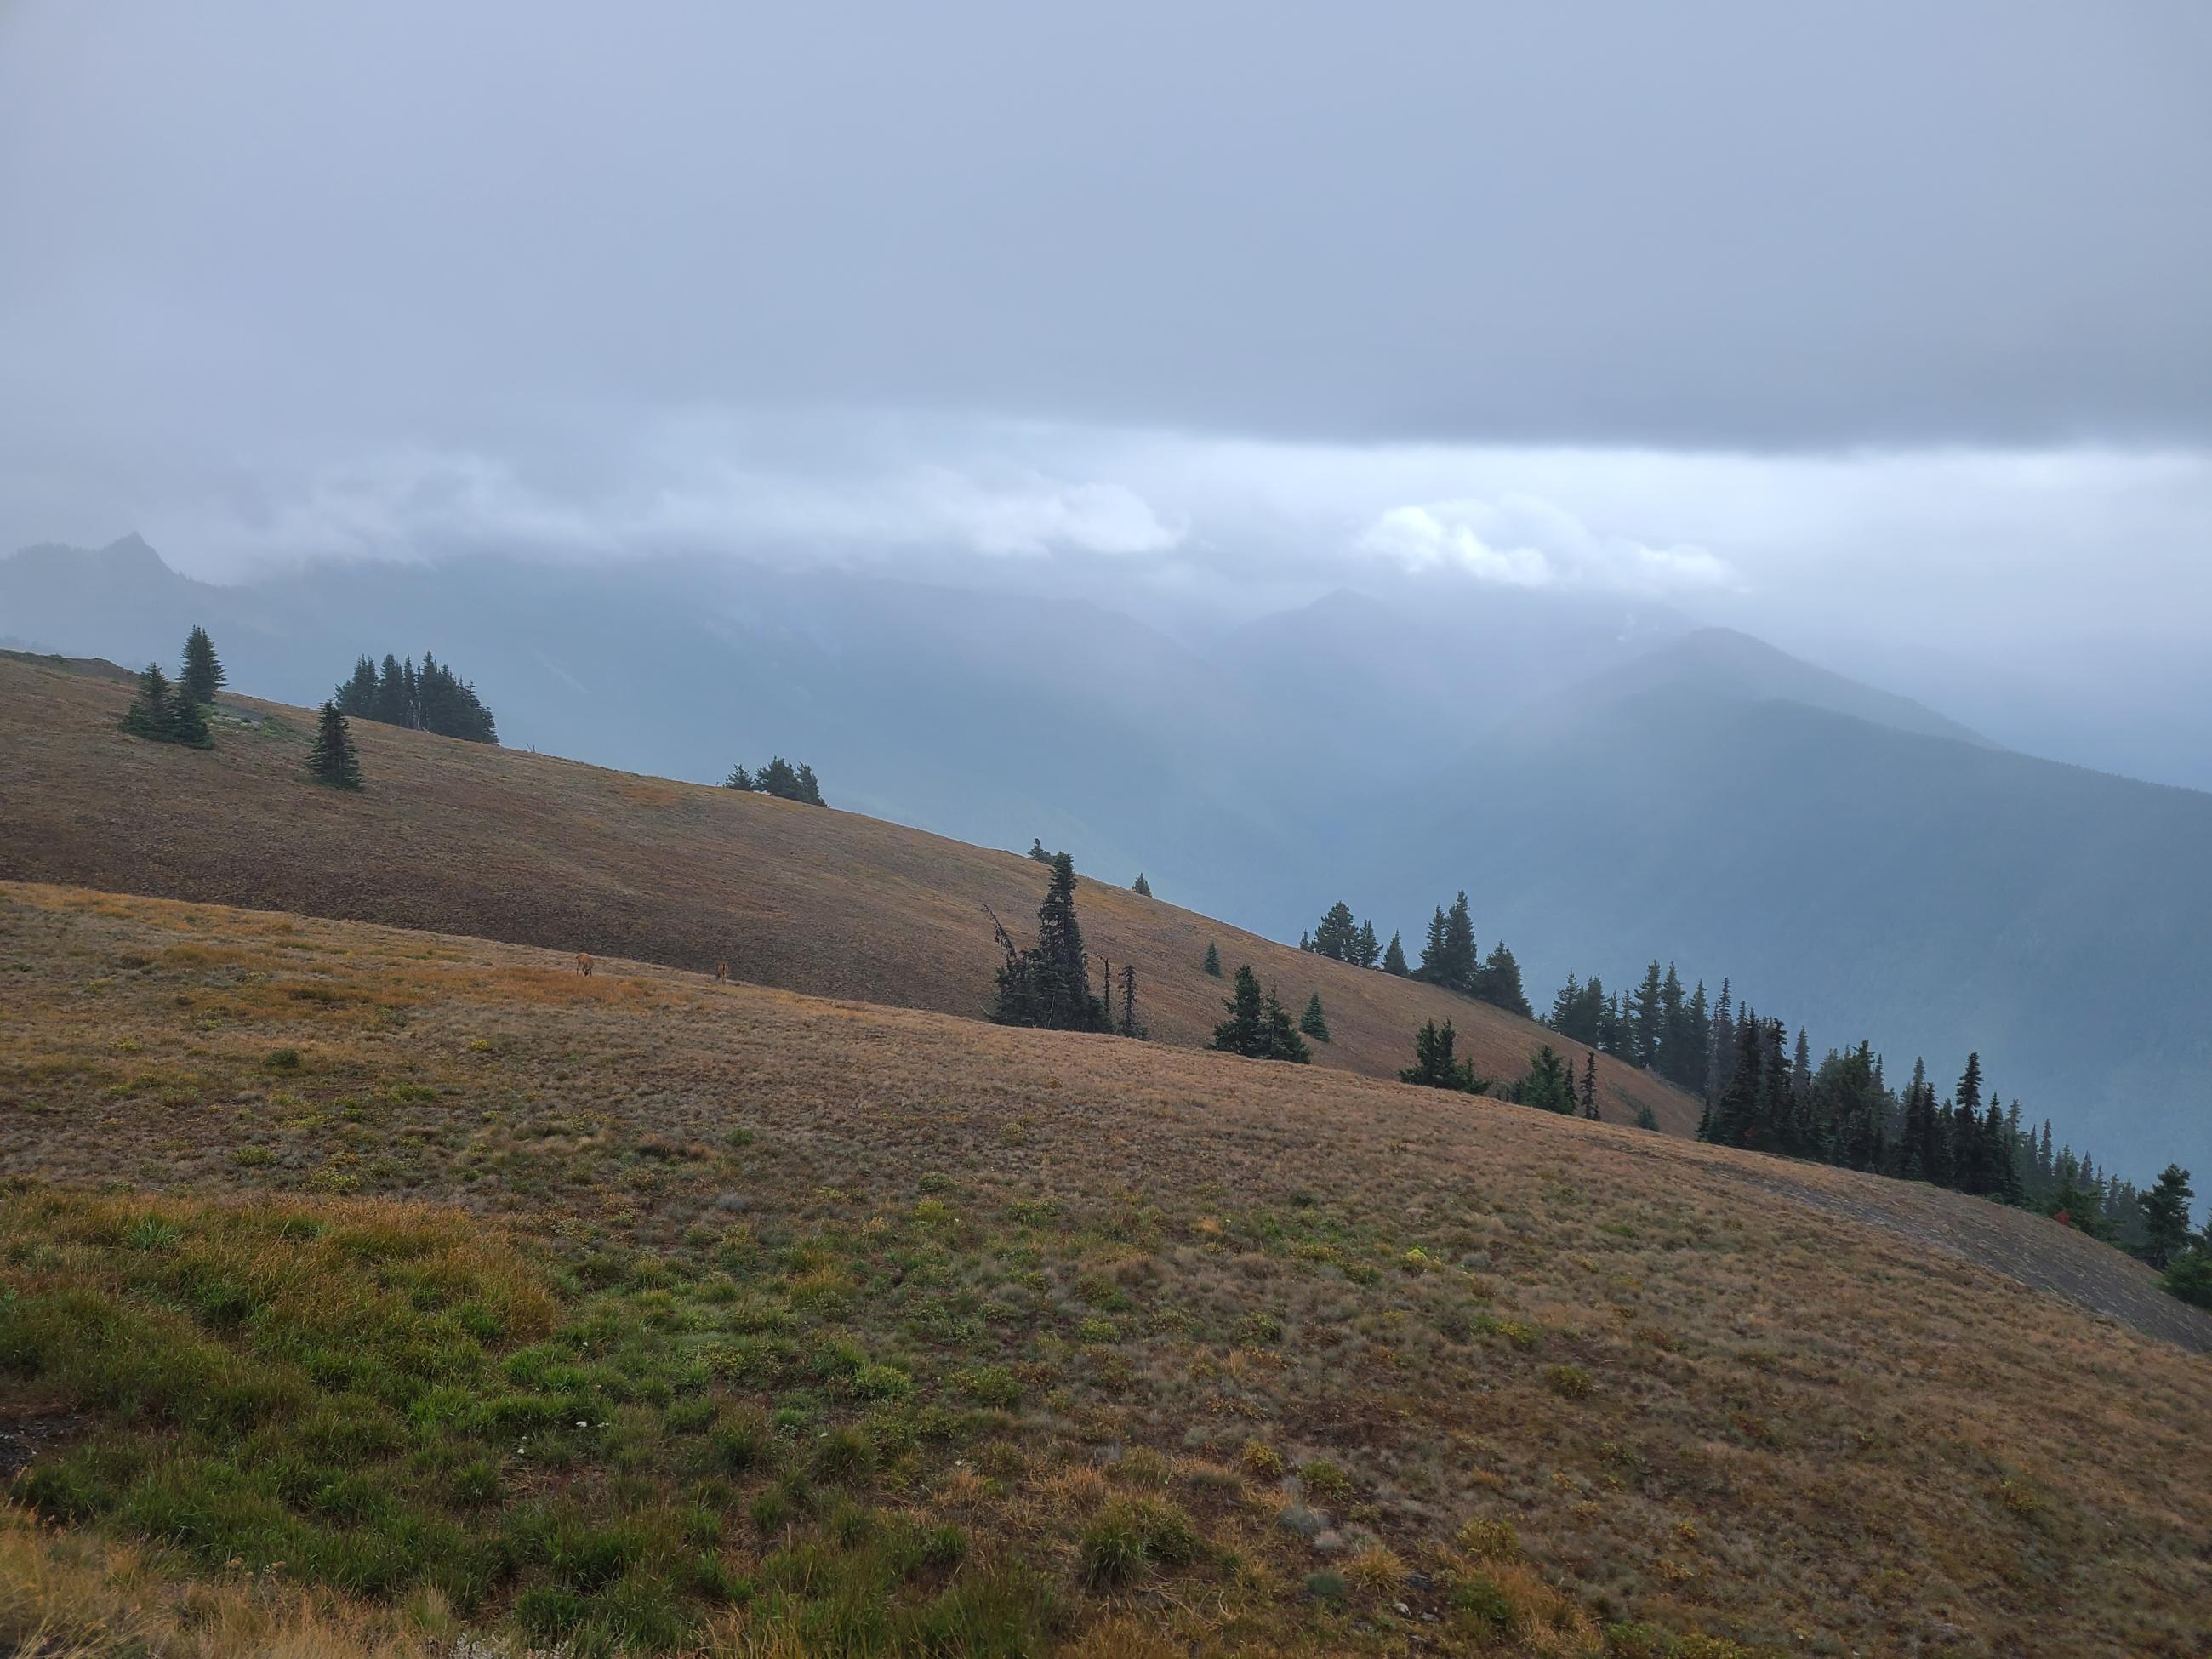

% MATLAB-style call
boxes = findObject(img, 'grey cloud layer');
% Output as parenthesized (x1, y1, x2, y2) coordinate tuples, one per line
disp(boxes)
(4, 0, 2208, 459)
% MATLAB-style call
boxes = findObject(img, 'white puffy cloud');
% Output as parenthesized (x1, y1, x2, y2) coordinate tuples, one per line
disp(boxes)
(1354, 494, 1736, 596)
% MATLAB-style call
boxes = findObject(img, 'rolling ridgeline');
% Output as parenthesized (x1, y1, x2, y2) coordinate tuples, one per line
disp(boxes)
(4, 535, 2208, 1189)
(9, 636, 2203, 1289)
(2, 636, 2210, 1657)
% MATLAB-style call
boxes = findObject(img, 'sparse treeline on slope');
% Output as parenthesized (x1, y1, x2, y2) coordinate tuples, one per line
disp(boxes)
(334, 653, 498, 744)
(987, 852, 1144, 1038)
(1299, 889, 1530, 1017)
(727, 757, 824, 804)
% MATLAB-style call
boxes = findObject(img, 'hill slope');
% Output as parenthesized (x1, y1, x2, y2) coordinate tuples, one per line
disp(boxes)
(1368, 680, 2212, 1183)
(0, 653, 1695, 1131)
(1, 882, 2205, 1658)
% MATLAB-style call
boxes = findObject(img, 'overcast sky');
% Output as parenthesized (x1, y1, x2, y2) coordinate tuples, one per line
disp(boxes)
(3, 2, 2209, 773)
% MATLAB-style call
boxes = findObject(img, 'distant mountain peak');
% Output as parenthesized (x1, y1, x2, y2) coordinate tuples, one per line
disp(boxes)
(1583, 626, 1998, 750)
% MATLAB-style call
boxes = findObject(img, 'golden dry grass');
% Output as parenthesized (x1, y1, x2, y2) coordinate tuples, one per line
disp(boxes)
(0, 653, 1693, 1131)
(1, 881, 2207, 1657)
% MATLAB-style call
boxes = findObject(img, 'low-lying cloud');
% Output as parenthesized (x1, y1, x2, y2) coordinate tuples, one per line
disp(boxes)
(1357, 497, 1737, 597)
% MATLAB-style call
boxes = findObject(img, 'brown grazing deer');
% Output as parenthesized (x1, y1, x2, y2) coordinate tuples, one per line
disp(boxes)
(576, 952, 594, 977)
(715, 960, 730, 983)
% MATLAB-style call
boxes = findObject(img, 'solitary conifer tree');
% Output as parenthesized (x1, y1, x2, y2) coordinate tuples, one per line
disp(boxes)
(1299, 992, 1330, 1042)
(1263, 983, 1312, 1063)
(1132, 872, 1152, 897)
(1517, 1045, 1576, 1115)
(179, 625, 225, 704)
(2140, 1165, 2196, 1268)
(306, 699, 363, 790)
(1381, 931, 1409, 976)
(1117, 962, 1147, 1039)
(1202, 941, 1223, 977)
(1355, 919, 1381, 969)
(1633, 1103, 1659, 1131)
(120, 662, 171, 738)
(1211, 966, 1267, 1055)
(1579, 1050, 1599, 1120)
(989, 853, 1104, 1031)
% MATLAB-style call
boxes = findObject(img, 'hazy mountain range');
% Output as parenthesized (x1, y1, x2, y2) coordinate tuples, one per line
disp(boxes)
(6, 534, 2207, 1184)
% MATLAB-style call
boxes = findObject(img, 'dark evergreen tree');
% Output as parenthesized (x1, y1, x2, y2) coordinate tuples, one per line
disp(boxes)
(2140, 1165, 2195, 1268)
(1416, 905, 1450, 983)
(1514, 1045, 1576, 1115)
(748, 756, 824, 803)
(726, 765, 756, 790)
(1630, 961, 1663, 1069)
(1354, 919, 1382, 969)
(335, 656, 379, 716)
(1679, 980, 1712, 1093)
(1477, 942, 1532, 1017)
(1656, 964, 1688, 1083)
(1312, 901, 1360, 961)
(1399, 1019, 1484, 1092)
(1381, 931, 1409, 976)
(1299, 992, 1331, 1043)
(1633, 1103, 1660, 1131)
(369, 655, 410, 726)
(306, 699, 362, 790)
(1029, 838, 1051, 863)
(1212, 967, 1265, 1054)
(1950, 1054, 1987, 1194)
(162, 681, 214, 748)
(1132, 872, 1152, 897)
(119, 662, 172, 739)
(1706, 978, 1735, 1103)
(1548, 972, 1583, 1035)
(1441, 891, 1478, 990)
(988, 852, 1106, 1031)
(1211, 967, 1308, 1063)
(1578, 1050, 1599, 1120)
(1117, 962, 1149, 1040)
(1704, 1013, 1770, 1149)
(179, 625, 225, 704)
(1263, 983, 1312, 1063)
(1203, 941, 1223, 977)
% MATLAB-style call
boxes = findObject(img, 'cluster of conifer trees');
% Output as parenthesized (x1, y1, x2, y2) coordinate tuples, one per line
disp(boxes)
(333, 653, 499, 744)
(118, 627, 226, 750)
(1547, 961, 1713, 1093)
(1210, 966, 1310, 1063)
(1399, 1023, 1605, 1122)
(1300, 891, 1529, 1016)
(727, 758, 824, 805)
(988, 852, 1143, 1037)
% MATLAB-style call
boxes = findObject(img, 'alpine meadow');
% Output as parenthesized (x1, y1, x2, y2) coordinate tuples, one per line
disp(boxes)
(2, 5, 2209, 1658)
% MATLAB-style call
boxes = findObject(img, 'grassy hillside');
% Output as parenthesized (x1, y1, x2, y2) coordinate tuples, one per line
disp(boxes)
(2, 881, 2207, 1658)
(0, 653, 1695, 1132)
